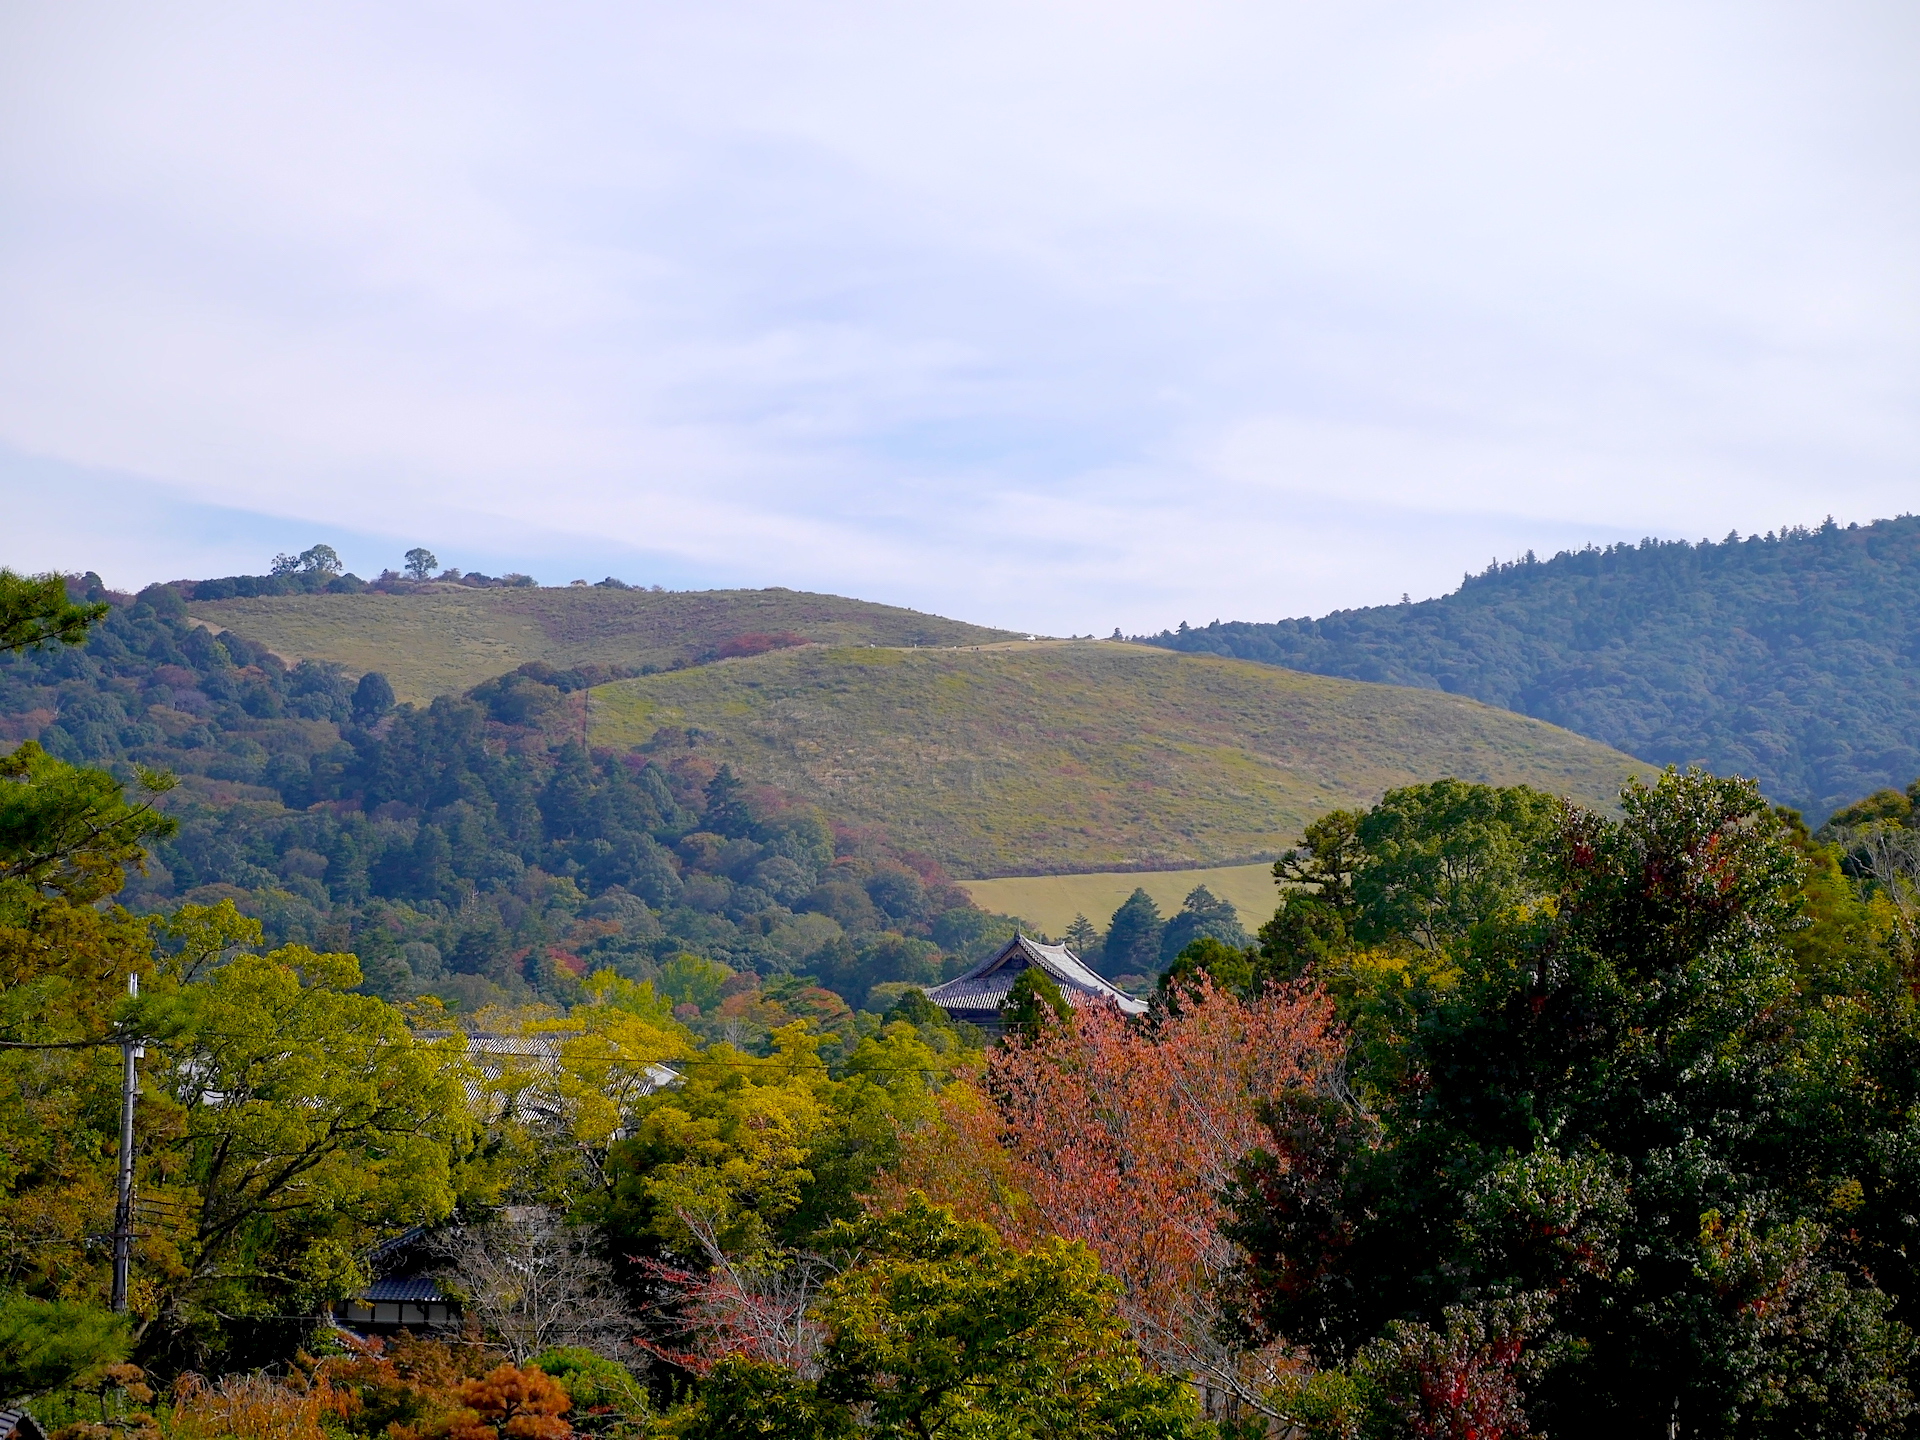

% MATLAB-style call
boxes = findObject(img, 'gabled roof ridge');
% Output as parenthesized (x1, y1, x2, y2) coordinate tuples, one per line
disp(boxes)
(927, 932, 1147, 1016)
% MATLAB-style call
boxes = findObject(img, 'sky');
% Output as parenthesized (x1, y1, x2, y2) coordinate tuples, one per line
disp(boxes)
(1, 2, 1915, 636)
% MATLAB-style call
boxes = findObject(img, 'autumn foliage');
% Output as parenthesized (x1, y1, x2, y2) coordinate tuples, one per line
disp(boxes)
(713, 631, 808, 660)
(883, 974, 1344, 1409)
(443, 1363, 573, 1440)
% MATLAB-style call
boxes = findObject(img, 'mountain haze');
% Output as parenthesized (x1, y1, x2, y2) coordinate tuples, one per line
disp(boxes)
(1147, 515, 1920, 822)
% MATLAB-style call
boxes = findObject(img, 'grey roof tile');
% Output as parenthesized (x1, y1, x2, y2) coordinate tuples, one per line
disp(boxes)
(927, 935, 1147, 1019)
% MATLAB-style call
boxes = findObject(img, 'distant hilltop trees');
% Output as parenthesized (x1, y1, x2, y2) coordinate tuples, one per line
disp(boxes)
(173, 544, 543, 599)
(172, 546, 668, 598)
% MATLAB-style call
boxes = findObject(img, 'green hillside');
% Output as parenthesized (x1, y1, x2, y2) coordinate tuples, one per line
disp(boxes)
(1147, 515, 1920, 821)
(588, 640, 1652, 878)
(185, 585, 1019, 701)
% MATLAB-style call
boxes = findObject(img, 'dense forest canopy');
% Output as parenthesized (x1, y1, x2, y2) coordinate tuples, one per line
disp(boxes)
(1144, 515, 1920, 822)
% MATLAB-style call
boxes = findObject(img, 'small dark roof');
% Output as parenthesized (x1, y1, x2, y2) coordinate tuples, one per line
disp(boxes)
(358, 1276, 450, 1303)
(926, 935, 1148, 1021)
(0, 1409, 48, 1440)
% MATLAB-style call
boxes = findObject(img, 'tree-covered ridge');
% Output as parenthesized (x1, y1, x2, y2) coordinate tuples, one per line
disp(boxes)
(0, 575, 1028, 1032)
(1143, 515, 1920, 822)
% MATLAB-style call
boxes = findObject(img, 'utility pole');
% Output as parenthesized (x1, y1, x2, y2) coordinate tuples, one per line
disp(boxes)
(110, 972, 142, 1314)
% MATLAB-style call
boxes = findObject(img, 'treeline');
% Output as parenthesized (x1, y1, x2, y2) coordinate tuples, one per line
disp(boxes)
(1065, 884, 1250, 982)
(1145, 514, 1920, 823)
(0, 576, 1025, 1035)
(172, 541, 542, 598)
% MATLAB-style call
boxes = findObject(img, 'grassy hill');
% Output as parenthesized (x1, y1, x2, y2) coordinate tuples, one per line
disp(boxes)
(185, 586, 1020, 701)
(587, 641, 1653, 878)
(1146, 516, 1920, 822)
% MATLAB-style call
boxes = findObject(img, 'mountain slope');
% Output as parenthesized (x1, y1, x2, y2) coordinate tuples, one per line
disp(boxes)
(587, 641, 1652, 878)
(1145, 516, 1920, 821)
(185, 586, 1020, 701)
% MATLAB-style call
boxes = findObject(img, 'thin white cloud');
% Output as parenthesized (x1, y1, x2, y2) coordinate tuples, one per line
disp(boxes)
(0, 0, 1914, 634)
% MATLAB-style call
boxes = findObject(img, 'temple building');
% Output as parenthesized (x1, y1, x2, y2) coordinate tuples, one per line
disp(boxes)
(926, 934, 1148, 1035)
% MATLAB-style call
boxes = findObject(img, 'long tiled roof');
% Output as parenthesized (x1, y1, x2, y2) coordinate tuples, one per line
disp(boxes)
(359, 1276, 450, 1303)
(927, 935, 1148, 1018)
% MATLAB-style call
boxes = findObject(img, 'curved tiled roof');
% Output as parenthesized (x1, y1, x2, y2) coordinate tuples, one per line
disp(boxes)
(927, 935, 1147, 1019)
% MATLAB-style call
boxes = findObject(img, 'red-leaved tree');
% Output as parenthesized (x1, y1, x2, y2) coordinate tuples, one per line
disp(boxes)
(634, 1214, 833, 1378)
(979, 975, 1345, 1414)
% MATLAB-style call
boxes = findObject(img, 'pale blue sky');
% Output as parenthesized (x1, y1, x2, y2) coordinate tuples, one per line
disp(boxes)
(2, 2, 1915, 634)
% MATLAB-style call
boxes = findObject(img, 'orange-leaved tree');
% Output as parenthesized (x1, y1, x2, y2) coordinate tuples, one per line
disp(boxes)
(889, 975, 1344, 1416)
(441, 1362, 572, 1440)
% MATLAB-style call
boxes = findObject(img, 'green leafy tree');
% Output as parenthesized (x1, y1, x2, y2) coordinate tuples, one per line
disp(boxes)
(352, 670, 396, 724)
(0, 1293, 130, 1403)
(666, 1197, 1201, 1439)
(598, 1025, 833, 1260)
(658, 954, 734, 1014)
(1257, 809, 1363, 981)
(1251, 781, 1563, 1098)
(0, 741, 179, 1320)
(1002, 965, 1071, 1039)
(405, 547, 439, 581)
(1225, 770, 1919, 1439)
(0, 740, 176, 907)
(143, 936, 475, 1356)
(702, 765, 754, 840)
(299, 544, 342, 574)
(1345, 779, 1559, 953)
(531, 1346, 652, 1434)
(1157, 885, 1247, 966)
(1156, 935, 1254, 1001)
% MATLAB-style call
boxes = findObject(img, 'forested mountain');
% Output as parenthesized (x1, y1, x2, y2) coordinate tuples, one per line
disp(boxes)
(0, 574, 1027, 1028)
(1145, 515, 1920, 822)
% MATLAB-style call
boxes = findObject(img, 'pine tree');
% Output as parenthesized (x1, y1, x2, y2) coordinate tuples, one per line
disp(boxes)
(1063, 913, 1102, 961)
(1157, 885, 1247, 965)
(1103, 889, 1163, 976)
(703, 765, 754, 839)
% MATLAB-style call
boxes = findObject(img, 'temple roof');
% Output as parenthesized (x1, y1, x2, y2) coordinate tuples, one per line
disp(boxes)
(418, 1031, 679, 1126)
(926, 934, 1148, 1019)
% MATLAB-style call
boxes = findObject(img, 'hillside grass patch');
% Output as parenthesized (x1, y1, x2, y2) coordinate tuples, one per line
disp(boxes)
(589, 640, 1651, 877)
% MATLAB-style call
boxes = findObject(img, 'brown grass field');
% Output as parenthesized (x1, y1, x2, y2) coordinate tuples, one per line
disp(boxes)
(186, 586, 1018, 701)
(588, 639, 1654, 878)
